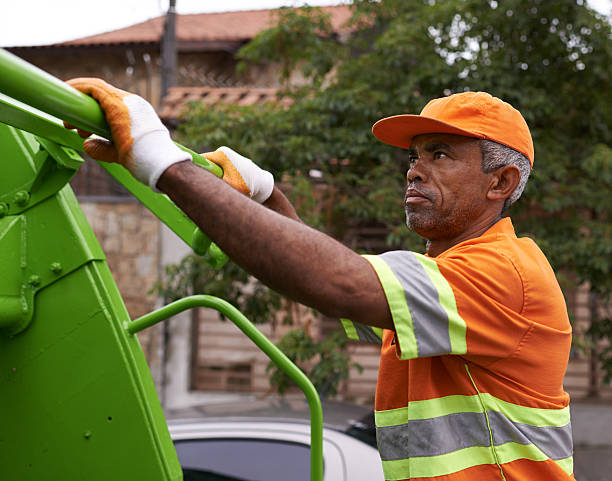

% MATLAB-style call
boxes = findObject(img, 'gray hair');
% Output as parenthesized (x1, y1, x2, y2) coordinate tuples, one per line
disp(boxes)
(479, 139, 531, 211)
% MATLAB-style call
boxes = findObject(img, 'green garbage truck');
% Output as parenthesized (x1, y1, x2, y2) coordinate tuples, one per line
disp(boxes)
(0, 48, 323, 481)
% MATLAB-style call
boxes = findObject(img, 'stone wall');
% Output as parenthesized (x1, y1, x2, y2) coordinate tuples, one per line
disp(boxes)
(79, 200, 164, 386)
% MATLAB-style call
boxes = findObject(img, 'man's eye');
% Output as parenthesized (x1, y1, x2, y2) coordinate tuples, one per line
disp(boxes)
(408, 155, 418, 165)
(433, 151, 446, 159)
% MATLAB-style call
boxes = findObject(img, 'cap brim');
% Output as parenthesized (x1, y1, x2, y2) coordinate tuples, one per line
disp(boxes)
(372, 115, 485, 149)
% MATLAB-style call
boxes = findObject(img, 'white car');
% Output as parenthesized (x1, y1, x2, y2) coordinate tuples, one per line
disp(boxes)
(166, 397, 385, 481)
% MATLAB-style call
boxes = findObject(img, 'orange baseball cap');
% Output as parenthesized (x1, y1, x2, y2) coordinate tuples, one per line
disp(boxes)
(372, 91, 534, 166)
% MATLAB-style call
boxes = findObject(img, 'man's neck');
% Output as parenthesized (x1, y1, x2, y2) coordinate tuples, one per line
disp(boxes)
(425, 214, 503, 257)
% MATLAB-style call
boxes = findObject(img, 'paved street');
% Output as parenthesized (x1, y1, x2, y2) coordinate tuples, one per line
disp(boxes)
(572, 401, 612, 481)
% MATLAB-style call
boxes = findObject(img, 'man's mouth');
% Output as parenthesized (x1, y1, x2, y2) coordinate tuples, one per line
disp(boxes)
(405, 188, 429, 205)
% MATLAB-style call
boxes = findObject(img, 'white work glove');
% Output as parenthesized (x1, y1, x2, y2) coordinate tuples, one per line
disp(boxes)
(202, 146, 274, 204)
(66, 78, 190, 191)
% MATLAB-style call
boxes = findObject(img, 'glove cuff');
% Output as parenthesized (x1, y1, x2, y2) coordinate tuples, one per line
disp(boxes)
(131, 130, 191, 191)
(251, 170, 274, 204)
(216, 146, 274, 204)
(121, 95, 191, 191)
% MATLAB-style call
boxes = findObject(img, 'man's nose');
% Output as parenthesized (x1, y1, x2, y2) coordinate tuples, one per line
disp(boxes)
(406, 159, 426, 183)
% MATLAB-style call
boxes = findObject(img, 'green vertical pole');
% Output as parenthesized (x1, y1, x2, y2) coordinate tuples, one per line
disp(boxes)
(128, 295, 325, 481)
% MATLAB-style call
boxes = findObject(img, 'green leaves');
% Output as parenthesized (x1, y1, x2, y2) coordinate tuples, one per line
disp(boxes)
(237, 6, 345, 87)
(267, 328, 362, 398)
(171, 0, 611, 391)
(153, 255, 282, 325)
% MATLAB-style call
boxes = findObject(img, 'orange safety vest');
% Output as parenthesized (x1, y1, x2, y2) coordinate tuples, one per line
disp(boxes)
(342, 218, 573, 481)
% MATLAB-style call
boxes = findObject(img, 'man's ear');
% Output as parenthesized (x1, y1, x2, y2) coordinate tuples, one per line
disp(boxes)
(486, 165, 521, 202)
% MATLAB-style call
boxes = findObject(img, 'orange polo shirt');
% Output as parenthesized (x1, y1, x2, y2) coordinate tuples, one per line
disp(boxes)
(342, 218, 573, 481)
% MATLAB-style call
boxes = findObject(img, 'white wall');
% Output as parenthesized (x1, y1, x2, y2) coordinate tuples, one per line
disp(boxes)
(158, 224, 254, 410)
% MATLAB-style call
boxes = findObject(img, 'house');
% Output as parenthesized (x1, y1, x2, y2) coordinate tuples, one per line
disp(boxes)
(6, 6, 352, 107)
(6, 5, 607, 407)
(6, 6, 382, 409)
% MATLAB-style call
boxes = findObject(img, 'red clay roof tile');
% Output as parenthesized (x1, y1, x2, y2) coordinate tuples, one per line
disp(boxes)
(58, 6, 352, 47)
(158, 86, 292, 120)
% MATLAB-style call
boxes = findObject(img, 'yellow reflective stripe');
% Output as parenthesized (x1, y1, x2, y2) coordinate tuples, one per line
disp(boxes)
(340, 318, 383, 344)
(479, 393, 570, 427)
(498, 443, 573, 475)
(363, 254, 418, 357)
(413, 253, 467, 355)
(407, 394, 483, 420)
(340, 318, 359, 341)
(554, 455, 574, 475)
(375, 395, 478, 427)
(374, 406, 406, 428)
(495, 441, 548, 463)
(381, 445, 496, 480)
(382, 443, 571, 480)
(375, 393, 570, 427)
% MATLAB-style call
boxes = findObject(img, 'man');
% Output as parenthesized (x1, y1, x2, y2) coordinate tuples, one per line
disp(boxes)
(66, 79, 573, 481)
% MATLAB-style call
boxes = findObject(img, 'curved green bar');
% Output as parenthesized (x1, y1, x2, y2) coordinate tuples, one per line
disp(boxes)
(128, 295, 324, 481)
(0, 48, 222, 178)
(0, 48, 227, 265)
(0, 49, 110, 137)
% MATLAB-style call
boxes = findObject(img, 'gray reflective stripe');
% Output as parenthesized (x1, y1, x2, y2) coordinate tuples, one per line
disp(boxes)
(380, 251, 451, 356)
(353, 322, 383, 345)
(377, 412, 491, 460)
(487, 411, 573, 461)
(376, 410, 573, 462)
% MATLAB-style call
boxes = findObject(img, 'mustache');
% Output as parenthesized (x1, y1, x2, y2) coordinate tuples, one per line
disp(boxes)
(405, 183, 434, 200)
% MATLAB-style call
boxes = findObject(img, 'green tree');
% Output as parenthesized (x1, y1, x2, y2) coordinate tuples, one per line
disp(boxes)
(166, 0, 611, 395)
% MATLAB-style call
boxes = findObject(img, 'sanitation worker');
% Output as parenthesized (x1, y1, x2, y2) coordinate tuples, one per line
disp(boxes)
(66, 78, 573, 481)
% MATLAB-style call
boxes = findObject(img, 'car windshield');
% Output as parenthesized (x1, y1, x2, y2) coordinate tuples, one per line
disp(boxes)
(175, 438, 312, 481)
(345, 410, 377, 448)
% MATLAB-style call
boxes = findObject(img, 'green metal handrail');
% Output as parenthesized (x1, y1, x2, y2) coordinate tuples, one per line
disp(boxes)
(0, 49, 108, 136)
(0, 48, 222, 178)
(0, 48, 227, 261)
(128, 295, 324, 481)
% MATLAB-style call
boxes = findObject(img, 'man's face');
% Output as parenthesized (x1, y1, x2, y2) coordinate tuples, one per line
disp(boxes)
(404, 133, 493, 241)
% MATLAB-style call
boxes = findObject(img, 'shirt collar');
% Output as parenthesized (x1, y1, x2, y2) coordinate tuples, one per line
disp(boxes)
(433, 217, 516, 258)
(483, 216, 516, 238)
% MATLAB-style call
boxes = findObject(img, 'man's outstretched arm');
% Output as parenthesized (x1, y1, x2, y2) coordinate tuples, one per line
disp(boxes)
(157, 160, 392, 329)
(64, 77, 391, 329)
(263, 186, 301, 221)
